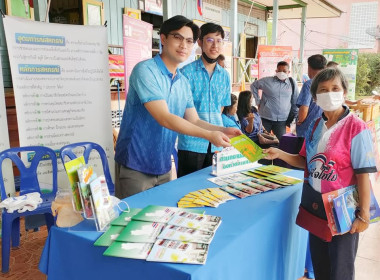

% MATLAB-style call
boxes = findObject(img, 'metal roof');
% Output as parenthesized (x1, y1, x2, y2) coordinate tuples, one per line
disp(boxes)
(240, 0, 343, 19)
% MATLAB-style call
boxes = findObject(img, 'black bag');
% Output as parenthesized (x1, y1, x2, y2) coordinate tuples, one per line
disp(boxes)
(286, 77, 297, 127)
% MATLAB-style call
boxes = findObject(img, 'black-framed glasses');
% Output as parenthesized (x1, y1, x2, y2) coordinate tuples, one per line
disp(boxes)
(168, 33, 194, 46)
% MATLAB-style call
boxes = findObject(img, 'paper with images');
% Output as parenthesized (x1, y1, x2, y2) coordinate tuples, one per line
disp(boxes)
(3, 16, 114, 190)
(230, 135, 265, 163)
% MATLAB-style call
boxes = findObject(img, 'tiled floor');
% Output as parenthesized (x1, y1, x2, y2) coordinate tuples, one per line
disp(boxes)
(0, 175, 379, 280)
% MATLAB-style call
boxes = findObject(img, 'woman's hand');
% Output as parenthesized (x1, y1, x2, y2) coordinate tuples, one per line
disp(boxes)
(262, 147, 282, 160)
(246, 113, 254, 121)
(350, 210, 370, 234)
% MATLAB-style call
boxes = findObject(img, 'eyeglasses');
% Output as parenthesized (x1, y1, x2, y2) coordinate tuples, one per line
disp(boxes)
(203, 37, 224, 46)
(168, 33, 194, 46)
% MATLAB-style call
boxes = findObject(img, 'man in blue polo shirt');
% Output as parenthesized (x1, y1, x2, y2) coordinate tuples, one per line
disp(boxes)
(114, 16, 241, 198)
(296, 54, 326, 138)
(250, 61, 299, 141)
(177, 23, 231, 177)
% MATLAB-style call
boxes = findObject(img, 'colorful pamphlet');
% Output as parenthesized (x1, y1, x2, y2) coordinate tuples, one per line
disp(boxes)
(90, 175, 117, 231)
(94, 225, 125, 247)
(230, 134, 264, 162)
(146, 239, 209, 264)
(63, 156, 85, 211)
(111, 208, 142, 226)
(132, 205, 204, 223)
(254, 165, 291, 174)
(221, 186, 250, 199)
(228, 182, 261, 195)
(77, 164, 97, 218)
(116, 221, 166, 243)
(168, 211, 222, 232)
(157, 225, 215, 244)
(266, 174, 303, 185)
(103, 241, 153, 260)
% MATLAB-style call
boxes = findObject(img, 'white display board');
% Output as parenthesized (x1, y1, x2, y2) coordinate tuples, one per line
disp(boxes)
(0, 56, 15, 197)
(3, 16, 114, 190)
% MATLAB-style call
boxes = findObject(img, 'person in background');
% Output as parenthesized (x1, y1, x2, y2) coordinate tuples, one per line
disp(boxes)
(114, 16, 241, 198)
(237, 90, 262, 144)
(264, 68, 377, 280)
(177, 22, 231, 178)
(222, 94, 240, 129)
(250, 61, 299, 141)
(326, 61, 339, 68)
(296, 54, 327, 138)
(217, 54, 226, 68)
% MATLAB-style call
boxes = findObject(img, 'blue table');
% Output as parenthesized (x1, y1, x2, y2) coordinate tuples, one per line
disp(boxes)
(39, 167, 307, 280)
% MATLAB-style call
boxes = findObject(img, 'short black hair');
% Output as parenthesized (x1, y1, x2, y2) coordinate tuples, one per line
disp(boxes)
(277, 61, 289, 68)
(310, 68, 348, 100)
(159, 15, 199, 42)
(222, 94, 237, 115)
(199, 23, 224, 40)
(308, 54, 327, 70)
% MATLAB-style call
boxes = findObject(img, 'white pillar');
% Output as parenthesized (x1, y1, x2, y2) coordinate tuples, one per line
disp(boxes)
(299, 6, 307, 63)
(272, 0, 279, 45)
(163, 0, 172, 21)
(230, 0, 238, 56)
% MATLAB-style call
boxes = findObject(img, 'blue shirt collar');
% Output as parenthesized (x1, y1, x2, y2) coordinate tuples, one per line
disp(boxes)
(274, 75, 290, 84)
(154, 54, 182, 80)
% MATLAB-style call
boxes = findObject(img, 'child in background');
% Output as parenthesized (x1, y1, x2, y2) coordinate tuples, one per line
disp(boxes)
(222, 94, 240, 129)
(237, 90, 263, 144)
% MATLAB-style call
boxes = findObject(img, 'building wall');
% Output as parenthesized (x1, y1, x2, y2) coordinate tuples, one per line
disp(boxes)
(275, 0, 380, 60)
(0, 0, 267, 87)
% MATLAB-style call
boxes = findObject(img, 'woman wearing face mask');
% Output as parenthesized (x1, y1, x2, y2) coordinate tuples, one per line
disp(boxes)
(222, 94, 241, 129)
(263, 68, 377, 280)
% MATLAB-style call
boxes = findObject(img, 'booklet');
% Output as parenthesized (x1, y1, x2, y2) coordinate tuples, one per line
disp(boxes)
(247, 178, 282, 189)
(254, 165, 291, 174)
(63, 156, 85, 211)
(333, 185, 380, 233)
(221, 185, 250, 199)
(266, 174, 303, 185)
(132, 205, 204, 223)
(157, 225, 215, 244)
(228, 182, 261, 195)
(77, 164, 97, 218)
(90, 175, 117, 231)
(146, 239, 209, 265)
(168, 211, 222, 232)
(116, 221, 166, 243)
(242, 181, 272, 192)
(230, 134, 264, 162)
(103, 241, 153, 260)
(111, 208, 142, 226)
(94, 225, 125, 247)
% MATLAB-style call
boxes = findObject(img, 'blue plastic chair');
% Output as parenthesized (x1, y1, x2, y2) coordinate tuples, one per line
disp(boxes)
(0, 146, 57, 273)
(59, 142, 115, 195)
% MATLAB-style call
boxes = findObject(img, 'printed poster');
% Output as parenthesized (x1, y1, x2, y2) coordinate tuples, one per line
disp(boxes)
(123, 15, 152, 94)
(109, 54, 124, 78)
(322, 49, 358, 101)
(3, 16, 114, 189)
(0, 56, 15, 196)
(257, 45, 292, 79)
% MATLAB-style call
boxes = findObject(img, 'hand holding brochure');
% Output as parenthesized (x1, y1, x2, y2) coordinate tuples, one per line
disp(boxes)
(230, 135, 264, 162)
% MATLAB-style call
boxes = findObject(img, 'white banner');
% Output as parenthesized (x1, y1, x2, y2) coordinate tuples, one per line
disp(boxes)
(3, 16, 114, 190)
(0, 56, 15, 196)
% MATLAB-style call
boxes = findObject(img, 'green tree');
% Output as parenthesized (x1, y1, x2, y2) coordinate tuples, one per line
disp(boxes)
(356, 53, 380, 96)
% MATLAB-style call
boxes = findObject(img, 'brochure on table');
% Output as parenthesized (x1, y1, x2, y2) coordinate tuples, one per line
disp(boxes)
(97, 205, 222, 265)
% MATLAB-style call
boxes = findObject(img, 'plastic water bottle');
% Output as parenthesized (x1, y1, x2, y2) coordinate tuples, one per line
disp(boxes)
(212, 151, 218, 175)
(290, 119, 296, 135)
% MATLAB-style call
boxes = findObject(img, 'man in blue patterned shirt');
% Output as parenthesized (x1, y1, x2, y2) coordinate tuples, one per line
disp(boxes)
(114, 16, 241, 198)
(177, 23, 231, 177)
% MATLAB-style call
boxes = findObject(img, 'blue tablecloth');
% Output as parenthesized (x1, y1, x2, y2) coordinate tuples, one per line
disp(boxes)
(39, 167, 307, 280)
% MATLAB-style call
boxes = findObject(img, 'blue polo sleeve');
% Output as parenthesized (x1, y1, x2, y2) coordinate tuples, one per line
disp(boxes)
(129, 62, 165, 104)
(296, 80, 312, 108)
(351, 129, 378, 174)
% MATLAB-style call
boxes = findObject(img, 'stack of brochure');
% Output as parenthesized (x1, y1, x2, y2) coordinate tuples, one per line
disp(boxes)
(177, 188, 235, 208)
(95, 205, 222, 265)
(206, 165, 302, 200)
(322, 184, 380, 235)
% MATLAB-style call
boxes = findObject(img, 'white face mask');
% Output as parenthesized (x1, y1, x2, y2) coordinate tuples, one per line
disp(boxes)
(276, 72, 288, 80)
(316, 91, 344, 111)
